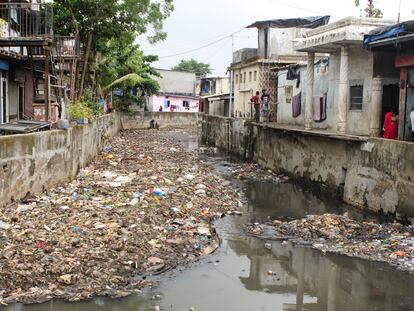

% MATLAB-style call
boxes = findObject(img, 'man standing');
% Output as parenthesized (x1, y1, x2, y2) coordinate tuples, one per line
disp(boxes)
(251, 91, 260, 123)
(261, 89, 270, 122)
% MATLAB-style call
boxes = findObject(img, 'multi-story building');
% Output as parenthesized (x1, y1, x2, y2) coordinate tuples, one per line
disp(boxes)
(0, 0, 78, 132)
(199, 76, 230, 116)
(230, 16, 330, 118)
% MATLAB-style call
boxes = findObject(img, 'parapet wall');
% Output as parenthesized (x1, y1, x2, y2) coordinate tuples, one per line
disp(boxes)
(201, 115, 414, 221)
(0, 114, 121, 207)
(121, 112, 202, 130)
(0, 112, 202, 208)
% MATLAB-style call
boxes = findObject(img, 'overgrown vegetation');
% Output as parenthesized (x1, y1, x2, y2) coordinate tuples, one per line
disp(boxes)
(53, 0, 173, 113)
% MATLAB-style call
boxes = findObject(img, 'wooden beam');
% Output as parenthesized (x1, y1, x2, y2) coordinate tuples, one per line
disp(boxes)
(398, 68, 407, 140)
(395, 54, 414, 68)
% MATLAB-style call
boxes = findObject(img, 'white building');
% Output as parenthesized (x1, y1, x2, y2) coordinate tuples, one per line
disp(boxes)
(147, 69, 199, 112)
(292, 17, 396, 136)
(200, 76, 230, 116)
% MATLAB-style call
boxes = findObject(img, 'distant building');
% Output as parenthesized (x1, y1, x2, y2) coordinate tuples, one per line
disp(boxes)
(199, 76, 230, 116)
(147, 69, 199, 112)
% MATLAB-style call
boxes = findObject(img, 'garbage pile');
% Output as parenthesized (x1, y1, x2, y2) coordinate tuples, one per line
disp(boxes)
(0, 129, 245, 305)
(246, 214, 414, 273)
(230, 163, 288, 183)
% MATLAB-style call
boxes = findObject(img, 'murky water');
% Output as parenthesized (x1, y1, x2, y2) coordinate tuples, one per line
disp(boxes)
(3, 131, 414, 311)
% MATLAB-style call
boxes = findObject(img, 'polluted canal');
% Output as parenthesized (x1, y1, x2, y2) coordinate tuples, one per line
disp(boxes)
(2, 129, 414, 311)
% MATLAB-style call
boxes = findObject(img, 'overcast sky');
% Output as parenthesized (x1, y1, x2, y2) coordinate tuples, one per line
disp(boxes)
(137, 0, 414, 76)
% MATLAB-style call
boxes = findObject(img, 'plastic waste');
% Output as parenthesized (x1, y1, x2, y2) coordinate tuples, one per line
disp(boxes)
(150, 187, 166, 197)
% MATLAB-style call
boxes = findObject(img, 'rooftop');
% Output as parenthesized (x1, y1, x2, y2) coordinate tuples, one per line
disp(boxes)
(294, 16, 395, 53)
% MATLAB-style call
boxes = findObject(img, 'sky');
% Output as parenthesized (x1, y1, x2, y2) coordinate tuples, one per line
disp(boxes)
(137, 0, 414, 76)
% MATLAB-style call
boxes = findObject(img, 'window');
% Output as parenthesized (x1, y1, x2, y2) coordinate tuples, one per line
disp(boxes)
(235, 74, 238, 84)
(243, 72, 246, 83)
(164, 99, 170, 109)
(183, 100, 190, 110)
(254, 71, 257, 81)
(350, 85, 363, 110)
(249, 72, 252, 82)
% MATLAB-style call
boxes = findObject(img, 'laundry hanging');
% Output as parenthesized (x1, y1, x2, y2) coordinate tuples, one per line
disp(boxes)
(292, 92, 301, 118)
(313, 93, 327, 122)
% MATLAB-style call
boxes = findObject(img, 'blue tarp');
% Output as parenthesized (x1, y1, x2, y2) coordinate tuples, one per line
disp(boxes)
(247, 16, 330, 29)
(0, 59, 9, 71)
(363, 21, 414, 48)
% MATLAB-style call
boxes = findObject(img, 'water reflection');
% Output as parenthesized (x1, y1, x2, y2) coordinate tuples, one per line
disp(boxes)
(2, 155, 414, 311)
(227, 235, 414, 311)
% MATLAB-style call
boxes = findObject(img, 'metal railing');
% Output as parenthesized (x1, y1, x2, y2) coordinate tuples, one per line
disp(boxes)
(0, 3, 53, 39)
(54, 35, 79, 58)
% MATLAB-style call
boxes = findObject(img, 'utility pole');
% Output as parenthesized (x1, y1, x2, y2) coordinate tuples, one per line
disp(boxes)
(368, 0, 373, 17)
(398, 0, 402, 23)
(228, 34, 234, 118)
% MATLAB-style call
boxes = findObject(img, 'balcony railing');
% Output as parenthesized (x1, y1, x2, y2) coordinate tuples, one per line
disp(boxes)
(54, 35, 79, 58)
(0, 3, 53, 40)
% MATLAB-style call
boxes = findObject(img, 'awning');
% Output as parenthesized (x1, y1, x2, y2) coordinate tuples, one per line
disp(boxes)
(363, 20, 414, 48)
(0, 120, 50, 134)
(247, 16, 330, 29)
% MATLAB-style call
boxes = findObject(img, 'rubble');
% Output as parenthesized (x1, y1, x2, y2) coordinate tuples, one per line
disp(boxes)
(246, 214, 414, 273)
(0, 129, 246, 305)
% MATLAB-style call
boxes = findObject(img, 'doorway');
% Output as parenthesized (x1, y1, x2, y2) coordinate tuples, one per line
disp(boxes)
(0, 72, 8, 124)
(381, 84, 399, 136)
(18, 84, 24, 119)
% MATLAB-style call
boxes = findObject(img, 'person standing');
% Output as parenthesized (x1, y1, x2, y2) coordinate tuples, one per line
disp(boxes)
(383, 110, 398, 140)
(261, 89, 270, 122)
(251, 91, 260, 123)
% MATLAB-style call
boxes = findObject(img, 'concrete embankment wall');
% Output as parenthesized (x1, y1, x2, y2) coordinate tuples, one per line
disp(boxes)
(0, 112, 201, 208)
(121, 112, 202, 129)
(202, 115, 414, 221)
(0, 114, 121, 207)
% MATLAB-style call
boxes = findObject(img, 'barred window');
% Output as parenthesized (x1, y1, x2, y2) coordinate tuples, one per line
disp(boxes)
(350, 85, 363, 110)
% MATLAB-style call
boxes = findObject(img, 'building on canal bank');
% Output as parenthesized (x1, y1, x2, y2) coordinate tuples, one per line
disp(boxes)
(364, 20, 414, 141)
(147, 69, 200, 113)
(291, 16, 396, 136)
(230, 16, 330, 119)
(199, 76, 230, 116)
(0, 1, 79, 134)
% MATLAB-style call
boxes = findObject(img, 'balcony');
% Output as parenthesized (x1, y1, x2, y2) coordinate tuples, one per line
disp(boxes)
(0, 2, 53, 47)
(54, 35, 79, 59)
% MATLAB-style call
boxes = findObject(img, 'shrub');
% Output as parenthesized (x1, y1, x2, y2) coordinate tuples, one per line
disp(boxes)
(68, 101, 93, 121)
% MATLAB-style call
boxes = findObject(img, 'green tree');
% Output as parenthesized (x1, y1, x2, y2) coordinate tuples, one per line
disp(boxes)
(97, 37, 160, 110)
(172, 59, 212, 77)
(354, 0, 383, 18)
(53, 0, 173, 99)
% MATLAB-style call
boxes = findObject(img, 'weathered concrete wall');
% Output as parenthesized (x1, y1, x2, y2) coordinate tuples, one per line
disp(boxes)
(0, 114, 121, 207)
(202, 115, 414, 221)
(121, 112, 202, 130)
(0, 112, 202, 208)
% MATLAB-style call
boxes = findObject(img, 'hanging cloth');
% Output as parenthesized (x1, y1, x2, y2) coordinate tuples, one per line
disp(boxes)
(292, 92, 301, 118)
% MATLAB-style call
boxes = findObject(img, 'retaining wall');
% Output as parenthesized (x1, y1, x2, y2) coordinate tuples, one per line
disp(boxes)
(0, 114, 121, 207)
(121, 112, 202, 129)
(201, 115, 414, 221)
(0, 112, 202, 208)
